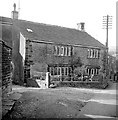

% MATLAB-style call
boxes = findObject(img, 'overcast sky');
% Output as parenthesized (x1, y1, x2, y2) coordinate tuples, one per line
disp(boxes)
(0, 0, 117, 51)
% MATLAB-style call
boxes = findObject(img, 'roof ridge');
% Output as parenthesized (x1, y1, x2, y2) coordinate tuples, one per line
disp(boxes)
(17, 18, 83, 32)
(0, 16, 86, 34)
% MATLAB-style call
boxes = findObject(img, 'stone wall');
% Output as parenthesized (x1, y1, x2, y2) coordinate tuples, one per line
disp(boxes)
(27, 41, 105, 79)
(0, 41, 12, 94)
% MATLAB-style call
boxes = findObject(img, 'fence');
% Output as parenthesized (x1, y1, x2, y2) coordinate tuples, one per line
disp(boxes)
(26, 70, 108, 89)
(50, 74, 108, 89)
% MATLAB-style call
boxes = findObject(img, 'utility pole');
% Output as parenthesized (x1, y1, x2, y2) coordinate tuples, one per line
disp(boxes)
(102, 15, 112, 75)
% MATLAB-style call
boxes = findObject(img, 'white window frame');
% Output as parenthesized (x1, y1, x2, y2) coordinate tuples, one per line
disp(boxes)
(72, 47, 74, 56)
(94, 49, 97, 58)
(68, 47, 71, 56)
(88, 49, 90, 58)
(90, 49, 93, 58)
(64, 47, 68, 56)
(60, 46, 64, 56)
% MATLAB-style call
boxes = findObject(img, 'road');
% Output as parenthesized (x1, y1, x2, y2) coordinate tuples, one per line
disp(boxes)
(2, 82, 118, 119)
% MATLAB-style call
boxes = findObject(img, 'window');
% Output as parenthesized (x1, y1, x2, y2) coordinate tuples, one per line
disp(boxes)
(65, 67, 68, 75)
(53, 45, 73, 56)
(90, 49, 93, 58)
(98, 50, 100, 58)
(68, 47, 71, 56)
(54, 67, 57, 75)
(86, 68, 99, 76)
(87, 48, 100, 59)
(54, 46, 57, 55)
(96, 69, 99, 74)
(49, 67, 71, 76)
(95, 69, 97, 75)
(57, 67, 61, 75)
(64, 47, 68, 56)
(95, 50, 97, 58)
(93, 50, 95, 58)
(50, 67, 54, 75)
(91, 69, 94, 75)
(57, 46, 60, 56)
(60, 46, 64, 56)
(27, 28, 33, 33)
(88, 49, 90, 58)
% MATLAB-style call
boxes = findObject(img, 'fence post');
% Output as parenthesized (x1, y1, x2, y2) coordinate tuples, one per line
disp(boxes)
(46, 72, 50, 88)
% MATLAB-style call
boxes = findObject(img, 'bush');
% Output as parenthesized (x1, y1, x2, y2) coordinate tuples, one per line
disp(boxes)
(58, 81, 108, 89)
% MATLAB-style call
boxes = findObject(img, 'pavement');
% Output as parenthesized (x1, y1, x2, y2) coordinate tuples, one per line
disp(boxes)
(77, 82, 118, 120)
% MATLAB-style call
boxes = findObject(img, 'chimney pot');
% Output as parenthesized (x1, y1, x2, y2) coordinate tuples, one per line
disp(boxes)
(77, 22, 85, 31)
(11, 3, 18, 19)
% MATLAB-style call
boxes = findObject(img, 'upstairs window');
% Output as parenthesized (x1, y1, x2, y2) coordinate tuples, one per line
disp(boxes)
(54, 45, 73, 56)
(68, 47, 71, 56)
(64, 47, 68, 56)
(60, 46, 64, 56)
(87, 48, 100, 59)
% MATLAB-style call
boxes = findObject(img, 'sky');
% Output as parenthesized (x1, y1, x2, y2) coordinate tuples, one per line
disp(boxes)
(0, 0, 117, 52)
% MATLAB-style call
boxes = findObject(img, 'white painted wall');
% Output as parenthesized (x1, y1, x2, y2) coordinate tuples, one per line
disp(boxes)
(19, 32, 26, 65)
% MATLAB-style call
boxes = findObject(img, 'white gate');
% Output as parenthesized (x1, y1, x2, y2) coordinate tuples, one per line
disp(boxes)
(32, 71, 50, 88)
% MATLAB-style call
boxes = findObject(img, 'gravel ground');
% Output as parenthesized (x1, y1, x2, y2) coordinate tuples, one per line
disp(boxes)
(3, 87, 94, 119)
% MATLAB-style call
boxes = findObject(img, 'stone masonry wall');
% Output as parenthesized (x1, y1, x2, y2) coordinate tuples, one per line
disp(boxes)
(28, 41, 105, 78)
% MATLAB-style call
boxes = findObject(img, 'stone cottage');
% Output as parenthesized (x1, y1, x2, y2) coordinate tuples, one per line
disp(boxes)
(0, 4, 107, 86)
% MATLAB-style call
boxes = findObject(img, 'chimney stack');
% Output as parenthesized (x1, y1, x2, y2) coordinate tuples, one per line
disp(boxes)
(11, 3, 18, 19)
(77, 22, 85, 31)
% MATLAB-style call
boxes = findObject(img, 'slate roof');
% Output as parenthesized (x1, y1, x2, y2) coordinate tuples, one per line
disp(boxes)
(0, 16, 106, 49)
(0, 17, 13, 47)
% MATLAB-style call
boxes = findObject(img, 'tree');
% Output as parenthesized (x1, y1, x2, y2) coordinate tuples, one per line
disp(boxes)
(71, 56, 83, 68)
(69, 56, 83, 80)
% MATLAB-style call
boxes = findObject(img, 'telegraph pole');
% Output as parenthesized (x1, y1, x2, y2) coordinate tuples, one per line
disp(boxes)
(103, 15, 112, 51)
(102, 15, 112, 75)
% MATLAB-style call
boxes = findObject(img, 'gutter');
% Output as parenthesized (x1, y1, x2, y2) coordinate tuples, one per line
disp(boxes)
(27, 39, 106, 50)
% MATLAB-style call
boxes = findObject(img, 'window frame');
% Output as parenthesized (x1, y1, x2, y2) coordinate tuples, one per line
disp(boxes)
(87, 48, 100, 59)
(60, 46, 64, 56)
(68, 46, 71, 56)
(53, 45, 73, 57)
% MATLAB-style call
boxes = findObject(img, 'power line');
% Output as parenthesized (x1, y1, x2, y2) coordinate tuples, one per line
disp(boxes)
(102, 15, 112, 49)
